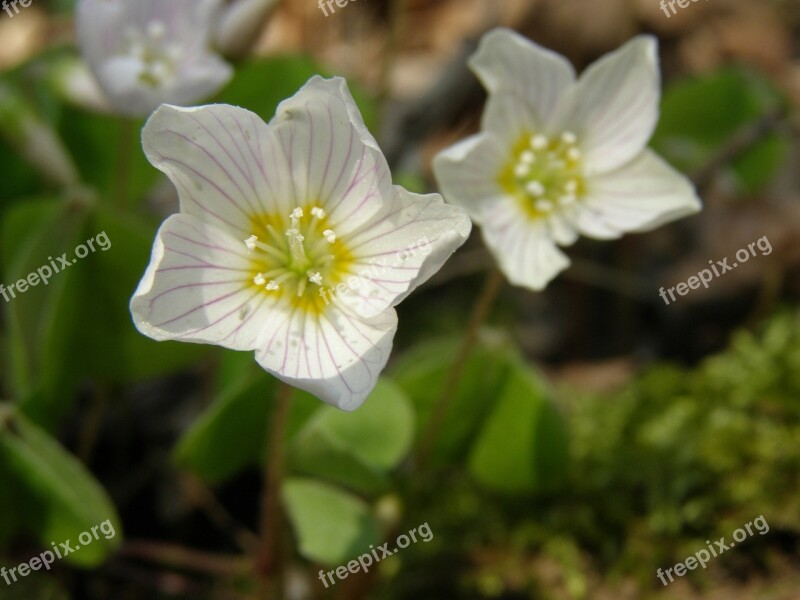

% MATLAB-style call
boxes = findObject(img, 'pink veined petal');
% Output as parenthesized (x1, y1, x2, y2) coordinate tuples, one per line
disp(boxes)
(469, 28, 576, 133)
(334, 187, 472, 318)
(269, 76, 393, 235)
(574, 149, 702, 239)
(562, 35, 660, 175)
(130, 213, 277, 351)
(433, 133, 509, 224)
(254, 306, 398, 411)
(481, 197, 571, 291)
(142, 103, 293, 238)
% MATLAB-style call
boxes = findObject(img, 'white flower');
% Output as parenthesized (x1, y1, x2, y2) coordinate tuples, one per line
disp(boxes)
(76, 0, 233, 117)
(433, 29, 702, 291)
(130, 76, 471, 410)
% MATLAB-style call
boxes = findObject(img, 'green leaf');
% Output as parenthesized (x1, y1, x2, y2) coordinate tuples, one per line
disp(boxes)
(282, 478, 381, 566)
(0, 435, 31, 546)
(56, 108, 156, 204)
(651, 67, 788, 192)
(289, 379, 414, 493)
(174, 353, 277, 484)
(174, 353, 320, 484)
(1, 198, 89, 425)
(1, 201, 207, 428)
(0, 406, 122, 567)
(0, 573, 69, 600)
(468, 357, 569, 494)
(79, 206, 210, 382)
(390, 333, 515, 466)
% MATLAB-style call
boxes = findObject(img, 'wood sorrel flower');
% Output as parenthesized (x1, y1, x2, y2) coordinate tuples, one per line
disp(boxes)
(433, 29, 702, 291)
(76, 0, 232, 117)
(130, 77, 471, 410)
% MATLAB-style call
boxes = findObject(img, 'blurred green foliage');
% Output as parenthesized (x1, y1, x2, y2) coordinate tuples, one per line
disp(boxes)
(651, 67, 789, 192)
(392, 312, 800, 598)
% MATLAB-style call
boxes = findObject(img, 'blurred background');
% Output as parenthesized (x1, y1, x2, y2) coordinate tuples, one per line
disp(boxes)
(0, 0, 799, 598)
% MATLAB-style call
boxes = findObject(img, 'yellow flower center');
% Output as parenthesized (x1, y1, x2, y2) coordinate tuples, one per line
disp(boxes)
(124, 21, 181, 88)
(244, 205, 353, 314)
(499, 131, 586, 219)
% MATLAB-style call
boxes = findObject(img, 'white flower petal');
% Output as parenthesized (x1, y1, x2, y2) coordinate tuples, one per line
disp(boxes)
(481, 198, 571, 290)
(575, 149, 702, 239)
(432, 133, 508, 223)
(130, 214, 275, 350)
(160, 54, 233, 108)
(547, 209, 579, 246)
(255, 306, 398, 411)
(469, 28, 576, 132)
(270, 76, 392, 235)
(76, 0, 123, 67)
(336, 188, 472, 317)
(564, 35, 660, 174)
(142, 103, 292, 237)
(97, 57, 165, 116)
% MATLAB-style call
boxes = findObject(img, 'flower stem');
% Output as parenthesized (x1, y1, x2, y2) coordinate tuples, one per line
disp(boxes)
(256, 381, 293, 598)
(416, 266, 504, 468)
(115, 117, 134, 208)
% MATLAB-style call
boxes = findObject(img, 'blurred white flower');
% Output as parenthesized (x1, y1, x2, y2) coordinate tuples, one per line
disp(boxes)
(434, 29, 702, 291)
(130, 77, 471, 410)
(76, 0, 233, 117)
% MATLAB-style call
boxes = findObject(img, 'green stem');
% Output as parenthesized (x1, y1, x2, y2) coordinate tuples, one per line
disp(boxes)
(416, 266, 504, 468)
(115, 118, 134, 208)
(256, 382, 293, 598)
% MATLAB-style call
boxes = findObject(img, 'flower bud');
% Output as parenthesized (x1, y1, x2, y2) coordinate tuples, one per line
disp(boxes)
(0, 84, 79, 188)
(215, 0, 279, 59)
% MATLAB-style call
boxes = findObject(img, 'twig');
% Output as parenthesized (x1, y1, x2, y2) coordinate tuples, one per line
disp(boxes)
(180, 474, 261, 555)
(256, 382, 293, 598)
(690, 110, 784, 191)
(119, 540, 251, 577)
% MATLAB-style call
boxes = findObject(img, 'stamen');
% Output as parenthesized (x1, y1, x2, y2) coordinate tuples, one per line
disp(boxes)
(146, 21, 166, 39)
(568, 148, 581, 161)
(564, 180, 578, 194)
(535, 199, 554, 212)
(520, 150, 535, 165)
(531, 135, 548, 150)
(245, 205, 344, 301)
(561, 131, 577, 145)
(514, 164, 530, 178)
(285, 206, 308, 265)
(526, 181, 545, 197)
(560, 195, 576, 205)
